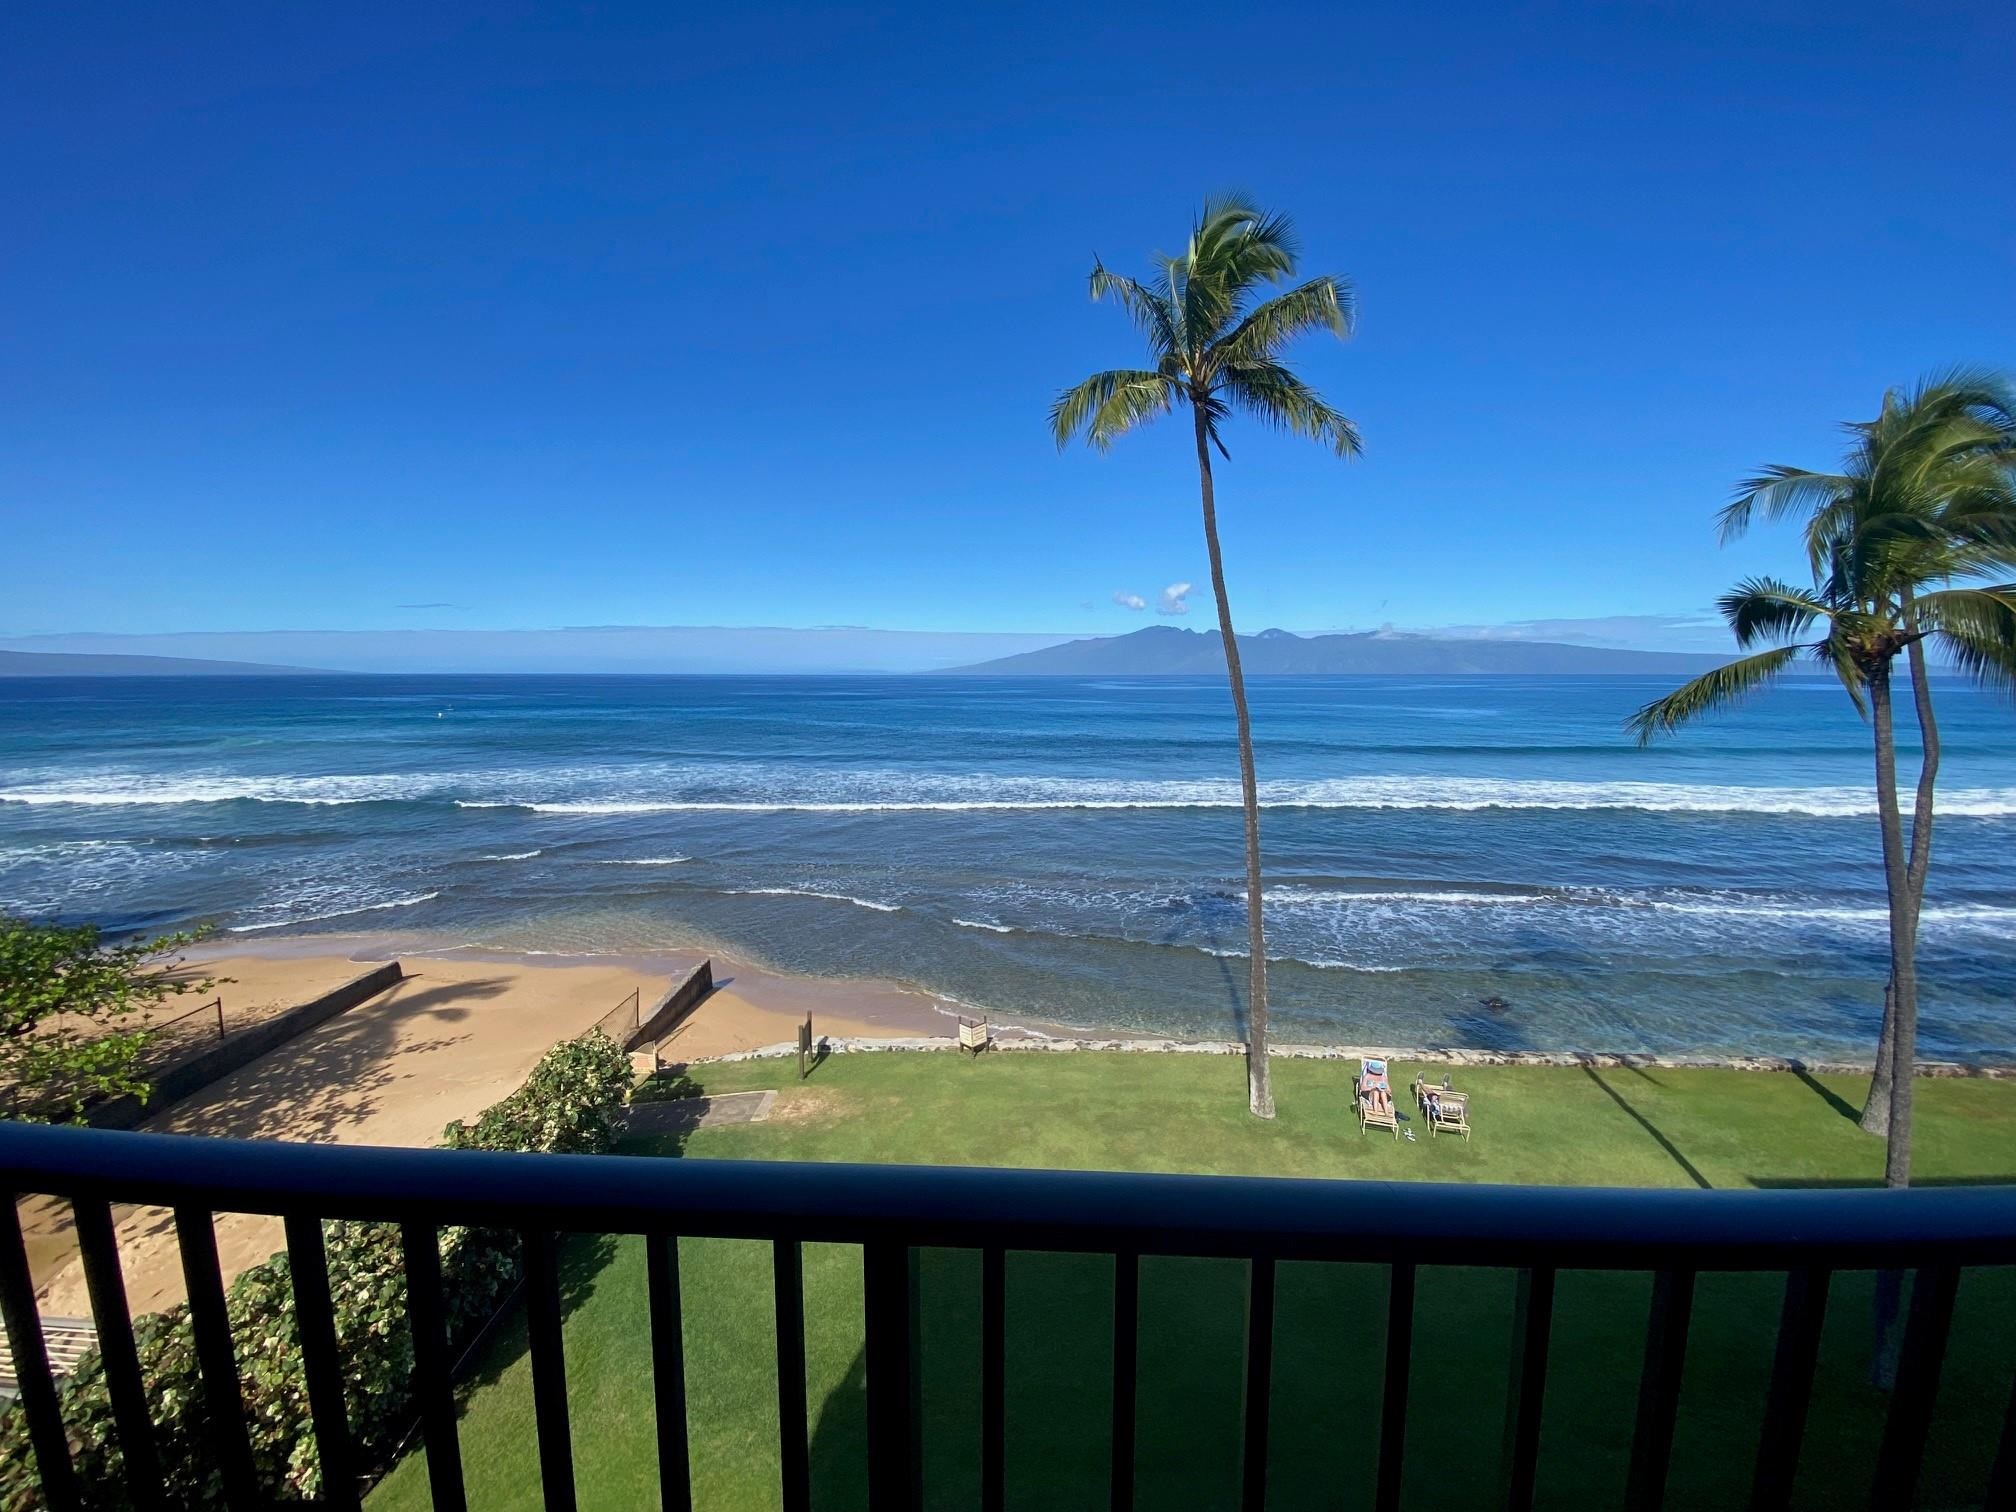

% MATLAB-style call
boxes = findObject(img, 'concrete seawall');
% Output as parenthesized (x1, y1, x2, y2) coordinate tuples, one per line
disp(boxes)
(86, 961, 406, 1130)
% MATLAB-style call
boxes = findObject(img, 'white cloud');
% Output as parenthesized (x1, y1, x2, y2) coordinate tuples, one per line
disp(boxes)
(1158, 582, 1193, 616)
(1112, 591, 1148, 611)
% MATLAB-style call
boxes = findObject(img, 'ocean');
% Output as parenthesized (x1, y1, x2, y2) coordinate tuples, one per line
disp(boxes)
(2, 673, 2011, 1060)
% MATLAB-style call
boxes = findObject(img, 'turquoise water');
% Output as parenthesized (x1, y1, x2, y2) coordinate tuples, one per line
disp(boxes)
(2, 673, 2012, 1058)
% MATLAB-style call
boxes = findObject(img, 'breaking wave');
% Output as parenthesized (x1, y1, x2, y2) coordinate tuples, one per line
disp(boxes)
(227, 890, 441, 933)
(723, 887, 902, 913)
(12, 766, 2015, 817)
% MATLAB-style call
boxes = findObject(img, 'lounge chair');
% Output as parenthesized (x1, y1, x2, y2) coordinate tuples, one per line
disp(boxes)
(1413, 1074, 1471, 1140)
(1357, 1057, 1399, 1137)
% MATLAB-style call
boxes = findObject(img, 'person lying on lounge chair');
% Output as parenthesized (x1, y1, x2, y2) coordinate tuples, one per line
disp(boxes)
(1359, 1058, 1394, 1113)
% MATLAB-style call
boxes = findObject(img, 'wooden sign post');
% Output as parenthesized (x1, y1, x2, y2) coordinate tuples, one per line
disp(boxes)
(798, 1014, 813, 1080)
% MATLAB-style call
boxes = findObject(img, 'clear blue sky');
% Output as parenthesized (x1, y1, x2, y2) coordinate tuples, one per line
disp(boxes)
(4, 1, 2011, 650)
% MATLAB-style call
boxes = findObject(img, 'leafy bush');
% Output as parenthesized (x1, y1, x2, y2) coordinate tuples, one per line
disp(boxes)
(0, 917, 221, 1123)
(441, 1031, 633, 1155)
(0, 1029, 634, 1508)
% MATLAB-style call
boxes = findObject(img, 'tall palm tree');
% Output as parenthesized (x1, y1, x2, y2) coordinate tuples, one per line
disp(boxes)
(1630, 371, 2016, 1186)
(1049, 195, 1359, 1118)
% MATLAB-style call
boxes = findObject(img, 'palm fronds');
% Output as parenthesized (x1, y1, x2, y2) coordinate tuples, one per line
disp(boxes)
(1048, 370, 1172, 451)
(1221, 359, 1361, 457)
(1051, 196, 1356, 462)
(1717, 577, 1828, 647)
(1216, 276, 1355, 368)
(1627, 645, 1807, 746)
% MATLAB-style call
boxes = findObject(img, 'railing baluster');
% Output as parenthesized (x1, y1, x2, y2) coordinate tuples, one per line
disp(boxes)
(522, 1230, 577, 1512)
(981, 1246, 1006, 1512)
(1501, 1266, 1556, 1512)
(0, 1196, 80, 1510)
(1626, 1268, 1696, 1512)
(773, 1239, 810, 1512)
(646, 1234, 692, 1512)
(175, 1207, 259, 1510)
(400, 1222, 467, 1512)
(1241, 1255, 1276, 1512)
(1988, 1360, 2016, 1510)
(1110, 1250, 1139, 1512)
(72, 1197, 163, 1509)
(864, 1242, 917, 1512)
(1870, 1264, 1960, 1510)
(283, 1215, 359, 1511)
(1375, 1261, 1415, 1512)
(1748, 1267, 1830, 1512)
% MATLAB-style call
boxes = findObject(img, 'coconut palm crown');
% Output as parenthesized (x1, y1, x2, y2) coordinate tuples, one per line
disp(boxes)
(1629, 369, 2016, 1186)
(1050, 195, 1359, 1118)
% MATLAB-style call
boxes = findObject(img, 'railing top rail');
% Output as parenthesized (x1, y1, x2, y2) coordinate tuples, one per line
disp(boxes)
(4, 1123, 2015, 1270)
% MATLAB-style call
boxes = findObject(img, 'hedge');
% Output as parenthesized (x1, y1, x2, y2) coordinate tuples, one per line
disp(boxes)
(0, 1028, 635, 1509)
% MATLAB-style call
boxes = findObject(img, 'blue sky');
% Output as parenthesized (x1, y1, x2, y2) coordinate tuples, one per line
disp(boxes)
(4, 0, 2011, 657)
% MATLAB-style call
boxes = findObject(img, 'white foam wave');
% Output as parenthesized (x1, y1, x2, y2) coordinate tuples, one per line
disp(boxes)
(1195, 944, 1406, 972)
(502, 778, 2016, 818)
(10, 753, 2016, 821)
(482, 849, 544, 861)
(724, 887, 901, 913)
(14, 764, 2016, 818)
(228, 891, 441, 933)
(1259, 884, 2016, 930)
(1265, 887, 1544, 908)
(0, 772, 450, 807)
(592, 856, 692, 866)
(951, 917, 1017, 934)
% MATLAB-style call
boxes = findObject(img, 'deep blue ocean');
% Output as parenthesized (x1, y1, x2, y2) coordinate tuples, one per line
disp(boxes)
(2, 673, 2011, 1059)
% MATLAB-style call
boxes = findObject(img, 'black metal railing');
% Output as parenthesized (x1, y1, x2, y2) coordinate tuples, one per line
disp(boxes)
(3, 1122, 2015, 1511)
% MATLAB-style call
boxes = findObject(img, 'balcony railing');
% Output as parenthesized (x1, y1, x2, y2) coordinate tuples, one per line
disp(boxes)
(3, 1121, 2015, 1510)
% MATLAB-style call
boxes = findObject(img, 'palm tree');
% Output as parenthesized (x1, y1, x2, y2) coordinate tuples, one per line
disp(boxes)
(1049, 195, 1359, 1118)
(1630, 370, 2016, 1186)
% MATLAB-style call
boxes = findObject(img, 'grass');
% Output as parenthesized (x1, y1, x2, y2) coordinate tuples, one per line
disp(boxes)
(367, 1052, 2016, 1511)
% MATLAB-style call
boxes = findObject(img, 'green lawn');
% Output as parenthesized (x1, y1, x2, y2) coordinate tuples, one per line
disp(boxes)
(368, 1053, 2016, 1511)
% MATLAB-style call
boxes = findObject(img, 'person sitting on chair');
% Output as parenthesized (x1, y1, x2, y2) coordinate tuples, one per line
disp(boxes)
(1360, 1058, 1394, 1117)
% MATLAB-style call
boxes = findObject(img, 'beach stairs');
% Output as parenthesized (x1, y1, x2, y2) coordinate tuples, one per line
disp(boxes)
(0, 1315, 97, 1401)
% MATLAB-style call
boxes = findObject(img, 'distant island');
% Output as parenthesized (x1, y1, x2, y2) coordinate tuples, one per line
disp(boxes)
(943, 625, 1728, 676)
(0, 650, 324, 677)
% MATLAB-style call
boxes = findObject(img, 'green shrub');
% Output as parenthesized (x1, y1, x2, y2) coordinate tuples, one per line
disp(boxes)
(442, 1031, 633, 1155)
(0, 1029, 634, 1508)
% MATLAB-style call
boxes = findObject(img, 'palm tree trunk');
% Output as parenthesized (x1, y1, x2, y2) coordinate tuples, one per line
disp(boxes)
(1861, 979, 1896, 1135)
(1193, 405, 1274, 1118)
(1866, 658, 1918, 1189)
(1861, 617, 1941, 1137)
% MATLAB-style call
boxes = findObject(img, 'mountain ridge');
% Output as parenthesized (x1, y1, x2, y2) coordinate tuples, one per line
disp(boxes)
(0, 649, 326, 677)
(940, 624, 1730, 676)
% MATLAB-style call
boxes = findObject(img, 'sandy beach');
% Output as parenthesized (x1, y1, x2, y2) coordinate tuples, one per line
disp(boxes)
(21, 934, 1011, 1315)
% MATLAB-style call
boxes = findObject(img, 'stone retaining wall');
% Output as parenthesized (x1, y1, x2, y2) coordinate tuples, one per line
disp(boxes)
(684, 1032, 2016, 1079)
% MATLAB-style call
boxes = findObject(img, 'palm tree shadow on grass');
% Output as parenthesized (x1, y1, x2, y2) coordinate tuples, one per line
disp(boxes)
(1792, 1068, 1864, 1124)
(806, 1345, 872, 1511)
(1580, 1065, 1711, 1189)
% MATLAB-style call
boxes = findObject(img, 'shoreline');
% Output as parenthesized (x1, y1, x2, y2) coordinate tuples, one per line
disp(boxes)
(187, 932, 2016, 1076)
(180, 930, 1102, 1059)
